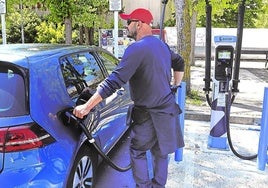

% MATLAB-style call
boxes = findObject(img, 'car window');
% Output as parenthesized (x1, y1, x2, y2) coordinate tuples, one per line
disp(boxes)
(98, 51, 119, 74)
(60, 52, 104, 99)
(0, 65, 27, 117)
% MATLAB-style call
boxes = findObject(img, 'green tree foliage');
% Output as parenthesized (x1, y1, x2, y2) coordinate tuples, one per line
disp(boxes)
(36, 22, 65, 43)
(4, 0, 111, 44)
(37, 0, 110, 44)
(70, 0, 110, 45)
(166, 0, 264, 28)
(255, 0, 268, 27)
(71, 0, 110, 28)
(198, 0, 263, 28)
(35, 21, 79, 43)
(165, 0, 231, 27)
(6, 9, 41, 43)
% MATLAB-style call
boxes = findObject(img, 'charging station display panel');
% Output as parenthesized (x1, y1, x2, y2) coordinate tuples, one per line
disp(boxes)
(218, 51, 231, 60)
(214, 46, 234, 81)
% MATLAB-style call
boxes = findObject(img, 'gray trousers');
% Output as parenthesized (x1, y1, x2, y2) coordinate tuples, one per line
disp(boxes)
(130, 118, 168, 188)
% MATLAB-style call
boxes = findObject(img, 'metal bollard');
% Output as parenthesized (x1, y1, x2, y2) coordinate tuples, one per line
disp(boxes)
(175, 82, 186, 161)
(257, 87, 268, 171)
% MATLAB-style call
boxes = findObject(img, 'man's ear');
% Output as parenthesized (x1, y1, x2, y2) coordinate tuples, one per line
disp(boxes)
(137, 21, 142, 29)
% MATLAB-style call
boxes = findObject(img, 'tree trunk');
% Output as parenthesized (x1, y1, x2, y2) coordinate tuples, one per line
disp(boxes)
(89, 27, 94, 45)
(190, 10, 197, 66)
(79, 26, 84, 45)
(64, 17, 72, 44)
(85, 27, 90, 45)
(83, 27, 95, 45)
(174, 0, 192, 94)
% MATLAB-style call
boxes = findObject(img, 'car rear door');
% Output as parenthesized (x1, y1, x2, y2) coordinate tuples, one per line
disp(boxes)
(0, 62, 29, 172)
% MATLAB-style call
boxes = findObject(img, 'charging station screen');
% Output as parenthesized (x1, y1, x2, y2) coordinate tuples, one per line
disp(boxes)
(218, 51, 231, 60)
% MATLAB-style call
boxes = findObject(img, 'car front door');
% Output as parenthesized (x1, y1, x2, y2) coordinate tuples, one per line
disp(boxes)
(60, 51, 128, 153)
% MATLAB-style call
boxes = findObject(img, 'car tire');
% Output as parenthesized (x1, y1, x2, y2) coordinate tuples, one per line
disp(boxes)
(67, 146, 98, 188)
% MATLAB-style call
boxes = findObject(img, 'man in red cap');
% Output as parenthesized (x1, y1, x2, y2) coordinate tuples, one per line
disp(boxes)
(74, 8, 185, 188)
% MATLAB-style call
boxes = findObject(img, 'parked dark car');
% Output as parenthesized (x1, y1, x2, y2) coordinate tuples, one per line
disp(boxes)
(0, 44, 132, 187)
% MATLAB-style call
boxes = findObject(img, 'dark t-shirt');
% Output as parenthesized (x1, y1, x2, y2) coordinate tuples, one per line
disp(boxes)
(97, 35, 183, 108)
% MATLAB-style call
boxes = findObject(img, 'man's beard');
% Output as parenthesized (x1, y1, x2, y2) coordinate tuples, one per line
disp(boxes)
(127, 30, 137, 41)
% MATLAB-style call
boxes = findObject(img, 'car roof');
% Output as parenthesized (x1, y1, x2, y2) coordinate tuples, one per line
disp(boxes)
(0, 44, 103, 67)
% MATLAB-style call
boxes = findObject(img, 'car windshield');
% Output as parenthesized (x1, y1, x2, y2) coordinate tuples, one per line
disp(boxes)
(0, 64, 27, 117)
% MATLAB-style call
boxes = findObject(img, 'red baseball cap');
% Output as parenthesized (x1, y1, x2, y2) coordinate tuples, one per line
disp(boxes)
(119, 8, 153, 25)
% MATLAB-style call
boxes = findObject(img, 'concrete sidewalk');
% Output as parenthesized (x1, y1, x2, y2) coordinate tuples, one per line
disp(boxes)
(167, 120, 268, 188)
(95, 120, 268, 188)
(186, 60, 267, 125)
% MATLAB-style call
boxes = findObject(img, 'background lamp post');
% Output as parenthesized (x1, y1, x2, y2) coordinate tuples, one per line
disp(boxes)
(109, 0, 122, 58)
(0, 0, 7, 44)
(20, 0, 25, 43)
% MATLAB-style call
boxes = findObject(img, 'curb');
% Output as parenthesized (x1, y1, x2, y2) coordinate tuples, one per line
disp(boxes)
(185, 111, 261, 126)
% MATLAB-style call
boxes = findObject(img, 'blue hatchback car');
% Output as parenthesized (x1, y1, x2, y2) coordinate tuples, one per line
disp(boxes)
(0, 44, 132, 187)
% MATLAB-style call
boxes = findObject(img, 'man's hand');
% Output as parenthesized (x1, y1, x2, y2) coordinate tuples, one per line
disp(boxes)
(73, 104, 90, 119)
(171, 85, 181, 95)
(73, 91, 103, 119)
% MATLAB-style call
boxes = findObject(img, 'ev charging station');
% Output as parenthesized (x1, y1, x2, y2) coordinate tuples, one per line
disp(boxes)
(204, 0, 260, 161)
(208, 35, 236, 149)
